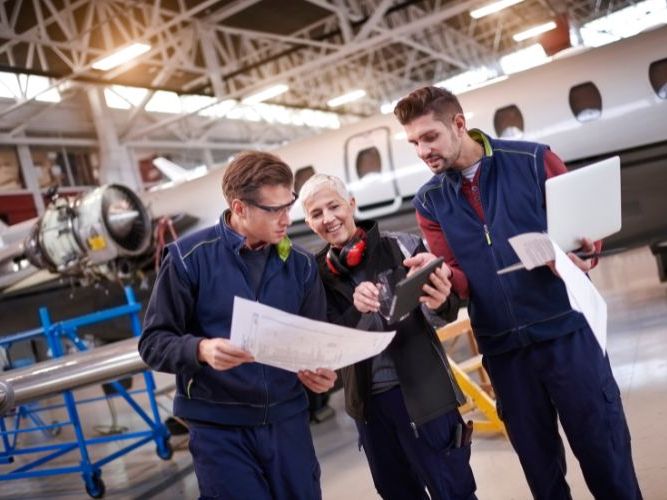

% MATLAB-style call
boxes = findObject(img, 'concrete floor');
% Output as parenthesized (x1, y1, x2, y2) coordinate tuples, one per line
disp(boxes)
(0, 246, 665, 499)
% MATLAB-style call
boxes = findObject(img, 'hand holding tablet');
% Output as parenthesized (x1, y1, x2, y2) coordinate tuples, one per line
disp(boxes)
(378, 257, 445, 324)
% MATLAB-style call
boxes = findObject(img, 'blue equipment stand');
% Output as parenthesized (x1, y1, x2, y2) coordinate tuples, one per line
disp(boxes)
(0, 286, 171, 498)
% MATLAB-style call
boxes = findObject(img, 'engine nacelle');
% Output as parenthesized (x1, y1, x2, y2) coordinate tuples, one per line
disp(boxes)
(24, 184, 151, 276)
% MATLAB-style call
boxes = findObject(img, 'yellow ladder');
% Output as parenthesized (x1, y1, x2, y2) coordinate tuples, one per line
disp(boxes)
(438, 319, 506, 437)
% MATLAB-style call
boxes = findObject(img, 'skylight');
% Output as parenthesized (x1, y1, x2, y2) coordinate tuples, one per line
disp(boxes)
(435, 66, 498, 94)
(499, 44, 551, 75)
(0, 72, 61, 102)
(580, 0, 667, 47)
(102, 85, 340, 129)
(104, 85, 148, 109)
(380, 100, 399, 114)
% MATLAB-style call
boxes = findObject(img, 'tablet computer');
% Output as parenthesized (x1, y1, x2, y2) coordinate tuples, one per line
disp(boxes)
(384, 257, 444, 324)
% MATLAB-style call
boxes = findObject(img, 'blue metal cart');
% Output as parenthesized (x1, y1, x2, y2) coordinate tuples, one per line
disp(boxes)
(0, 286, 171, 498)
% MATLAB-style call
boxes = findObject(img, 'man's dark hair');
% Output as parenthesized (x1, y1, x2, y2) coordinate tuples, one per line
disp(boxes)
(222, 151, 293, 204)
(394, 86, 463, 125)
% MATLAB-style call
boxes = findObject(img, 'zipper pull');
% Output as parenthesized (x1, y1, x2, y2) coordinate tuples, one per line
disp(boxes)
(410, 422, 419, 438)
(483, 224, 492, 246)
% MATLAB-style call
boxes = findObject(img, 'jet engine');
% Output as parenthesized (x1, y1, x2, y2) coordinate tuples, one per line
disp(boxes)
(23, 184, 151, 278)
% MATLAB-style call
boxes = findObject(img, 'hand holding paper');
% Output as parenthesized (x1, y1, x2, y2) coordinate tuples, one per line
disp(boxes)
(297, 369, 337, 393)
(501, 232, 607, 352)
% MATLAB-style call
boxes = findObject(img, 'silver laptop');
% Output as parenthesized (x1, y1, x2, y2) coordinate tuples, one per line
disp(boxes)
(546, 156, 622, 252)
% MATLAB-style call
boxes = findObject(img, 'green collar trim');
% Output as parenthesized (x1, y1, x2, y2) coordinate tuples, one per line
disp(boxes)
(469, 129, 493, 157)
(275, 236, 292, 262)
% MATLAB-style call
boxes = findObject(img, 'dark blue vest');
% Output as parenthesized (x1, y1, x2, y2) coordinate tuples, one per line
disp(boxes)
(413, 131, 588, 355)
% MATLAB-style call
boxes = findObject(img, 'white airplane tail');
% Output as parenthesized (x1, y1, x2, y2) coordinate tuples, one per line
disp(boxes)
(152, 157, 208, 182)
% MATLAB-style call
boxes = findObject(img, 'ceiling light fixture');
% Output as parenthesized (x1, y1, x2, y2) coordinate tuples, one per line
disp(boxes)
(327, 89, 366, 107)
(92, 43, 151, 71)
(242, 84, 289, 105)
(470, 0, 525, 19)
(513, 21, 558, 42)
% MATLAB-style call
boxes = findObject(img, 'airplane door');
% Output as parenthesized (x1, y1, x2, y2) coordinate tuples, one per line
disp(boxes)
(344, 127, 402, 219)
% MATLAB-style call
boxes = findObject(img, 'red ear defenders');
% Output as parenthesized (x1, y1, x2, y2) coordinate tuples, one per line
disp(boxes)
(326, 228, 367, 276)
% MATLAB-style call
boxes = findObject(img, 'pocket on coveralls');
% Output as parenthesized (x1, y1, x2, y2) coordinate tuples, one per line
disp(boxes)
(602, 379, 631, 451)
(418, 416, 476, 499)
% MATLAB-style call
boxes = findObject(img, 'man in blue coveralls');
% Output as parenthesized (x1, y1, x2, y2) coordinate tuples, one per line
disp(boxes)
(394, 86, 642, 500)
(139, 151, 337, 500)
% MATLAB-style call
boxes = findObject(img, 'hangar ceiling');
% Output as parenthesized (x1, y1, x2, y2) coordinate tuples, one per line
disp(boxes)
(0, 0, 645, 150)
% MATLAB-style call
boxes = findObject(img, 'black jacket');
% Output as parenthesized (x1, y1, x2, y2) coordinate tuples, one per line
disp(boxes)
(317, 221, 466, 427)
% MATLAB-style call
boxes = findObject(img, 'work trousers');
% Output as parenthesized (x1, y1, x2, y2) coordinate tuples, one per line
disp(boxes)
(356, 386, 477, 500)
(484, 326, 642, 500)
(187, 410, 321, 500)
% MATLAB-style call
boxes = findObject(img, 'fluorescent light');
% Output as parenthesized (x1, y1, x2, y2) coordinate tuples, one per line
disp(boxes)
(242, 84, 289, 104)
(327, 89, 366, 107)
(500, 44, 550, 75)
(92, 43, 151, 71)
(470, 0, 524, 19)
(513, 21, 557, 42)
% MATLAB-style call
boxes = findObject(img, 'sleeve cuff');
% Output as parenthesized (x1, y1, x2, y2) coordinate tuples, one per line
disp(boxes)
(432, 293, 460, 323)
(185, 335, 206, 372)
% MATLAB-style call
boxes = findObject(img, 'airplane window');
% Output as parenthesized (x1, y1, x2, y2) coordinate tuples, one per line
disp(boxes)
(569, 82, 602, 122)
(294, 166, 315, 194)
(356, 147, 382, 178)
(493, 105, 524, 139)
(649, 58, 667, 99)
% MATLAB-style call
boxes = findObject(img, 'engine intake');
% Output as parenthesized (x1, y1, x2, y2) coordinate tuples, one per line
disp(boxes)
(24, 184, 151, 275)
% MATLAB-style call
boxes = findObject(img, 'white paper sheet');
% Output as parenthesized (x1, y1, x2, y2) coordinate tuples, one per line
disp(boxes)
(553, 244, 607, 352)
(505, 232, 607, 352)
(507, 232, 555, 270)
(229, 297, 396, 372)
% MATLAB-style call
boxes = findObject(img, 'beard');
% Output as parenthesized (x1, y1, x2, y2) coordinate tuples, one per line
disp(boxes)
(425, 131, 462, 174)
(425, 155, 451, 174)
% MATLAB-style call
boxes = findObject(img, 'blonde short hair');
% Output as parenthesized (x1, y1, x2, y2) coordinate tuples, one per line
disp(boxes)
(299, 174, 351, 211)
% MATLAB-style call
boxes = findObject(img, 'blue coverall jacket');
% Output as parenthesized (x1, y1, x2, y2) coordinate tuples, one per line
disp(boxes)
(139, 214, 327, 426)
